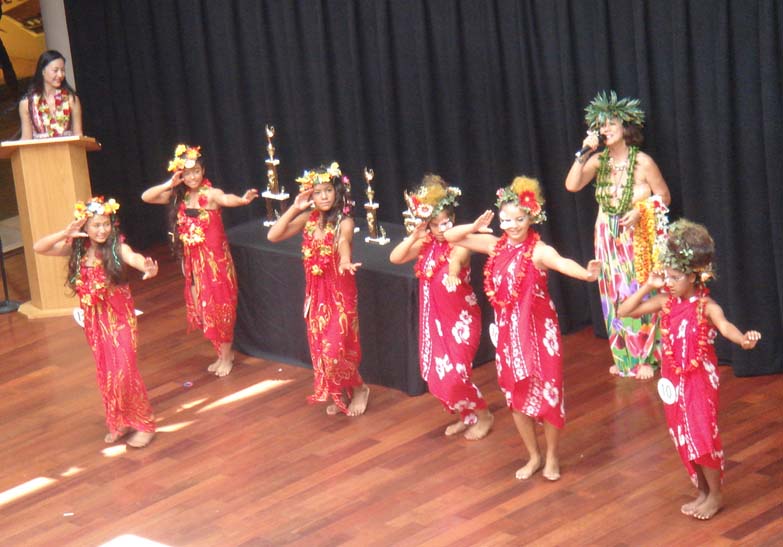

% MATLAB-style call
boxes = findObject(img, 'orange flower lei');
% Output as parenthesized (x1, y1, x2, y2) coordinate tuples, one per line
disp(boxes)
(483, 231, 539, 308)
(177, 181, 212, 246)
(660, 287, 711, 375)
(414, 235, 451, 279)
(35, 89, 71, 136)
(633, 196, 669, 283)
(303, 218, 336, 277)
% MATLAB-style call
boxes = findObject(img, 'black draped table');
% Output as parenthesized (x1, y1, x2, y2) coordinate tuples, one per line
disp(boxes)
(227, 219, 495, 396)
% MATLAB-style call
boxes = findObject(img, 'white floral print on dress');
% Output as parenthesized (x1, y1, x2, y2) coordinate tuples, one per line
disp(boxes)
(542, 318, 560, 356)
(435, 354, 454, 380)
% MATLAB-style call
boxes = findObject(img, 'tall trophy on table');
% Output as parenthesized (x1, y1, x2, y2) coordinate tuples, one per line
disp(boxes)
(261, 125, 288, 226)
(363, 167, 389, 245)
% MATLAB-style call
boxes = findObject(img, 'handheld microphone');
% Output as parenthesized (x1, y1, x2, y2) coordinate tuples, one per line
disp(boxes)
(575, 134, 606, 159)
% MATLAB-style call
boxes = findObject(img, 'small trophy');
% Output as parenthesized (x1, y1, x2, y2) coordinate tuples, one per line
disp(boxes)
(261, 125, 289, 226)
(363, 167, 389, 245)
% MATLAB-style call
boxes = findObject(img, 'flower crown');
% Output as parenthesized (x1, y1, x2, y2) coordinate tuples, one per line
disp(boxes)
(495, 176, 547, 224)
(73, 196, 120, 221)
(404, 178, 461, 220)
(296, 162, 348, 191)
(584, 90, 646, 130)
(167, 144, 202, 172)
(661, 219, 715, 282)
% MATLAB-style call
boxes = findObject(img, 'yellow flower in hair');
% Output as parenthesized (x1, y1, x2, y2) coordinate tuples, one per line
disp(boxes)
(73, 202, 87, 220)
(103, 198, 120, 215)
(174, 144, 187, 157)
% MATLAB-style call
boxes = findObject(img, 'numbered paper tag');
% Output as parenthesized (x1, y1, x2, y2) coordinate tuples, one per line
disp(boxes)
(657, 377, 677, 405)
(489, 322, 499, 348)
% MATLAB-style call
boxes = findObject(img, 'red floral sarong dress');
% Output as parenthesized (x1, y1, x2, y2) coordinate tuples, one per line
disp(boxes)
(660, 290, 723, 485)
(416, 236, 486, 424)
(302, 211, 363, 413)
(75, 260, 155, 436)
(484, 231, 564, 428)
(177, 180, 238, 354)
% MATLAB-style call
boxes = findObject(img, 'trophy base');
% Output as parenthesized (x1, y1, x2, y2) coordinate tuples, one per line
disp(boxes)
(262, 191, 290, 200)
(364, 236, 390, 246)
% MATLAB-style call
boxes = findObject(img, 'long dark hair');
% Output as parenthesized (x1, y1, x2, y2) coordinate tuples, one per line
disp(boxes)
(27, 50, 77, 97)
(67, 215, 127, 292)
(166, 157, 206, 261)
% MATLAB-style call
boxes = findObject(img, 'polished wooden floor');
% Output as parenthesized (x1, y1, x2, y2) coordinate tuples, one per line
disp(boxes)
(1, 246, 781, 547)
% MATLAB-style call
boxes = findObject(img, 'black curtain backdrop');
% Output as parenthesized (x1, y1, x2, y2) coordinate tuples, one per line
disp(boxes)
(63, 0, 782, 376)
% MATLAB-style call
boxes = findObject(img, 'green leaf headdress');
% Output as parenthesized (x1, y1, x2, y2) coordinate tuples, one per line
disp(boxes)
(584, 90, 645, 130)
(661, 219, 715, 283)
(404, 175, 461, 220)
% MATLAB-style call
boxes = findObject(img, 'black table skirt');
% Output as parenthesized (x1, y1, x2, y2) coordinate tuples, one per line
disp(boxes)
(227, 219, 495, 396)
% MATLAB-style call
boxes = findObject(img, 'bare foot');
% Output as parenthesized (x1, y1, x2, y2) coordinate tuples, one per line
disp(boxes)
(347, 385, 370, 416)
(635, 364, 655, 380)
(326, 404, 340, 416)
(609, 365, 621, 376)
(445, 420, 468, 436)
(126, 430, 155, 448)
(104, 428, 130, 444)
(464, 412, 494, 441)
(681, 492, 707, 516)
(213, 359, 234, 377)
(692, 494, 722, 520)
(515, 455, 542, 480)
(542, 457, 560, 481)
(207, 358, 221, 372)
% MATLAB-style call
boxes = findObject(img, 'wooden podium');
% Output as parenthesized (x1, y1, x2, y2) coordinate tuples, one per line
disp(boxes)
(0, 136, 101, 318)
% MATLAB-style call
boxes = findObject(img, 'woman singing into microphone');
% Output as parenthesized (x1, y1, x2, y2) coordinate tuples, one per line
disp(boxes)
(564, 91, 671, 380)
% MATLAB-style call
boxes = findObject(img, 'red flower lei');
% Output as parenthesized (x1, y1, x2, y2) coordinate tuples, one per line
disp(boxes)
(414, 234, 451, 279)
(35, 89, 71, 136)
(303, 214, 336, 277)
(483, 230, 540, 308)
(177, 180, 212, 246)
(660, 286, 711, 375)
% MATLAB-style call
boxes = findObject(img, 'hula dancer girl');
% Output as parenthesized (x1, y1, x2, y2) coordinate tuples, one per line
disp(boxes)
(565, 91, 671, 379)
(446, 176, 600, 480)
(33, 197, 157, 448)
(619, 220, 761, 520)
(142, 145, 258, 376)
(390, 174, 493, 440)
(267, 163, 370, 416)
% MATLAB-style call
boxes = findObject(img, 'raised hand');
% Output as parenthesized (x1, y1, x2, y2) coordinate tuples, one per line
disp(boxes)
(241, 188, 259, 204)
(444, 274, 461, 291)
(741, 330, 762, 350)
(582, 130, 600, 152)
(585, 259, 601, 281)
(64, 218, 88, 239)
(141, 257, 159, 280)
(473, 210, 495, 234)
(646, 270, 666, 290)
(338, 261, 362, 275)
(293, 188, 314, 211)
(410, 219, 428, 241)
(170, 170, 184, 188)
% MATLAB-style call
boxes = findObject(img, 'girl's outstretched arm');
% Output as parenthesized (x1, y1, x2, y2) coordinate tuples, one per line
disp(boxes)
(212, 188, 259, 208)
(33, 219, 86, 256)
(267, 189, 312, 242)
(443, 210, 497, 255)
(142, 171, 183, 204)
(617, 272, 667, 318)
(533, 243, 599, 282)
(120, 243, 159, 280)
(705, 300, 762, 349)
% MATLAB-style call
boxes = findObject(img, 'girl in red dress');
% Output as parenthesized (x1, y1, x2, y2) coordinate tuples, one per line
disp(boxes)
(268, 162, 370, 416)
(390, 174, 493, 439)
(619, 219, 761, 520)
(142, 145, 258, 377)
(33, 197, 158, 448)
(446, 176, 599, 481)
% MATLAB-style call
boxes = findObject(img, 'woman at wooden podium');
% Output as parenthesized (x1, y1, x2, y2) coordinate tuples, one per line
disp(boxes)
(18, 50, 83, 139)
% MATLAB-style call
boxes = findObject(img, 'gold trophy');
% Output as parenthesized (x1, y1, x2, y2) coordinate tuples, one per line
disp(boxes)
(261, 125, 289, 226)
(363, 167, 389, 245)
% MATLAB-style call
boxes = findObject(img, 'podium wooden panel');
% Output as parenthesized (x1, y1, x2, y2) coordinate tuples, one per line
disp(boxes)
(0, 136, 101, 318)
